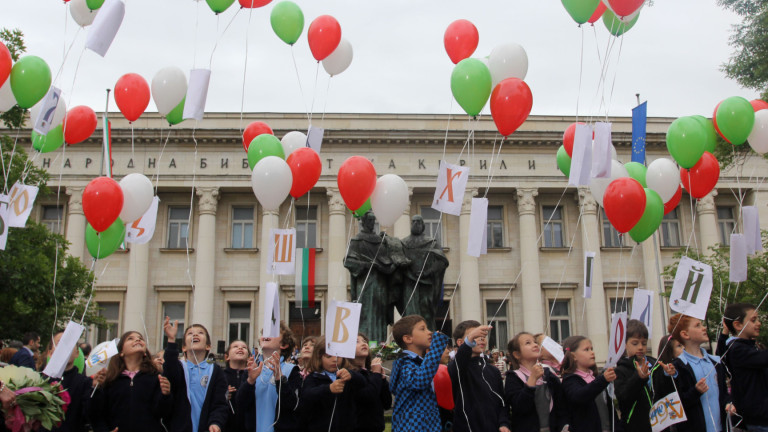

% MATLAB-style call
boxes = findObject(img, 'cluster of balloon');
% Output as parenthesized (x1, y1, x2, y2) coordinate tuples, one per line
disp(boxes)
(205, 0, 271, 14)
(560, 0, 642, 36)
(1, 51, 52, 113)
(114, 73, 150, 123)
(151, 67, 187, 126)
(70, 0, 105, 28)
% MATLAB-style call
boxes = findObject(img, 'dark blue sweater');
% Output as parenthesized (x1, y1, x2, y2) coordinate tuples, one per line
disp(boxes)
(671, 355, 729, 432)
(504, 367, 567, 432)
(354, 368, 392, 432)
(561, 372, 614, 432)
(722, 338, 768, 426)
(90, 371, 173, 432)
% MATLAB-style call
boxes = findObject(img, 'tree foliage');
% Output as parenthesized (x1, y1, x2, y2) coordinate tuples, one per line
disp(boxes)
(719, 0, 768, 100)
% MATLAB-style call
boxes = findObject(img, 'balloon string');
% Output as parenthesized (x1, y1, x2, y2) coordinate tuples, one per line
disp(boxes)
(442, 96, 454, 162)
(483, 136, 504, 197)
(683, 170, 698, 257)
(321, 76, 332, 123)
(239, 6, 255, 137)
(131, 123, 135, 162)
(353, 232, 386, 304)
(620, 244, 638, 308)
(193, 0, 200, 68)
(290, 46, 311, 123)
(308, 62, 320, 125)
(604, 31, 625, 120)
(0, 126, 21, 194)
(186, 124, 200, 297)
(543, 206, 584, 335)
(52, 27, 82, 86)
(588, 20, 617, 126)
(154, 128, 173, 195)
(576, 25, 584, 123)
(438, 271, 461, 333)
(209, 8, 242, 68)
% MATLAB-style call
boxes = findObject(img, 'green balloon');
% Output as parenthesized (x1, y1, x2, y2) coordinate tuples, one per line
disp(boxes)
(561, 0, 601, 25)
(86, 218, 126, 259)
(629, 189, 664, 243)
(715, 96, 755, 146)
(557, 145, 571, 177)
(247, 134, 285, 170)
(74, 348, 85, 373)
(166, 97, 185, 126)
(691, 115, 717, 153)
(10, 56, 52, 109)
(271, 1, 304, 45)
(86, 0, 104, 10)
(624, 162, 647, 187)
(31, 125, 64, 153)
(352, 198, 372, 218)
(666, 116, 706, 169)
(206, 0, 235, 14)
(450, 58, 492, 118)
(602, 9, 640, 37)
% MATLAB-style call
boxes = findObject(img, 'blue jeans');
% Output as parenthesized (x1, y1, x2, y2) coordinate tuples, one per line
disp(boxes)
(747, 425, 768, 432)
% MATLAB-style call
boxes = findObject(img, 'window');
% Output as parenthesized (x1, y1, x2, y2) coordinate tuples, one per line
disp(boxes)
(231, 206, 254, 249)
(421, 207, 443, 247)
(228, 303, 251, 346)
(162, 302, 186, 348)
(487, 206, 504, 248)
(41, 205, 64, 234)
(97, 302, 120, 342)
(602, 209, 623, 247)
(486, 300, 508, 351)
(548, 300, 571, 343)
(660, 208, 681, 247)
(167, 207, 190, 249)
(609, 297, 632, 314)
(542, 206, 564, 248)
(296, 206, 318, 248)
(717, 206, 736, 246)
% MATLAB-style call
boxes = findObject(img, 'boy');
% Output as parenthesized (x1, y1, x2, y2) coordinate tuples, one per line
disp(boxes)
(390, 315, 450, 432)
(722, 303, 768, 431)
(447, 320, 510, 432)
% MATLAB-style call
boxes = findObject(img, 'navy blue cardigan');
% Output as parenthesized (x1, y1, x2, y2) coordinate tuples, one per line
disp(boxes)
(561, 372, 617, 432)
(504, 367, 567, 432)
(671, 354, 729, 432)
(90, 371, 173, 432)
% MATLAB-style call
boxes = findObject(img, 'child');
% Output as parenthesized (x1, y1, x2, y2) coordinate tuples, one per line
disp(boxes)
(298, 336, 366, 432)
(651, 334, 683, 407)
(90, 331, 173, 432)
(298, 336, 319, 377)
(505, 332, 567, 432)
(668, 313, 732, 432)
(350, 333, 392, 432)
(389, 314, 450, 432)
(163, 317, 229, 432)
(560, 335, 617, 432)
(436, 340, 455, 432)
(447, 320, 510, 432)
(44, 331, 95, 432)
(224, 340, 250, 432)
(535, 333, 561, 375)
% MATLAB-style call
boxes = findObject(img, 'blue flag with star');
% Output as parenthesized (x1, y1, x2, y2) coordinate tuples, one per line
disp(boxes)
(631, 102, 647, 164)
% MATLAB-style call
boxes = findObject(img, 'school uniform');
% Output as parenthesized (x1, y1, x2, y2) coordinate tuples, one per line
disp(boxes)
(299, 369, 366, 432)
(163, 343, 229, 432)
(354, 368, 392, 432)
(90, 370, 173, 432)
(672, 348, 729, 432)
(224, 366, 249, 432)
(614, 356, 657, 432)
(722, 338, 768, 428)
(561, 370, 617, 432)
(505, 366, 567, 432)
(236, 356, 300, 432)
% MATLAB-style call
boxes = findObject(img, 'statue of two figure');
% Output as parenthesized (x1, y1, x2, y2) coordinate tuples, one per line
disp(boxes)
(344, 211, 449, 343)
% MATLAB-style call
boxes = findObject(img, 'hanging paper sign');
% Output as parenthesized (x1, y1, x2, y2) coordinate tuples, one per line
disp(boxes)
(262, 282, 281, 338)
(730, 234, 747, 283)
(325, 299, 362, 358)
(569, 123, 593, 186)
(432, 160, 469, 216)
(541, 336, 565, 364)
(125, 196, 159, 244)
(306, 125, 324, 154)
(742, 206, 762, 255)
(182, 69, 211, 121)
(43, 321, 85, 379)
(650, 391, 687, 432)
(85, 0, 125, 57)
(7, 183, 38, 228)
(86, 339, 119, 368)
(630, 288, 654, 341)
(606, 311, 627, 368)
(0, 194, 8, 251)
(467, 197, 488, 257)
(670, 257, 713, 320)
(592, 122, 612, 179)
(583, 251, 596, 298)
(268, 228, 296, 275)
(32, 86, 62, 135)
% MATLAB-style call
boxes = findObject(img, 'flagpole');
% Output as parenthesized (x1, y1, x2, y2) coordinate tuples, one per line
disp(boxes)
(101, 89, 111, 178)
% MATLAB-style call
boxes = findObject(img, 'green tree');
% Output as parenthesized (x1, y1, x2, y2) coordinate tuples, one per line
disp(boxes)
(719, 0, 768, 101)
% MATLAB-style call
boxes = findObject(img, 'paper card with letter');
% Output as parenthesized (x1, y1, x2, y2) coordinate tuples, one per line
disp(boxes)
(262, 282, 281, 338)
(432, 160, 469, 216)
(268, 228, 296, 275)
(0, 194, 8, 250)
(43, 321, 85, 379)
(583, 251, 596, 298)
(32, 86, 62, 135)
(730, 233, 748, 283)
(541, 336, 565, 364)
(569, 123, 593, 186)
(306, 125, 324, 154)
(467, 197, 488, 257)
(7, 183, 39, 228)
(650, 391, 687, 432)
(591, 122, 612, 179)
(630, 288, 654, 341)
(325, 299, 362, 358)
(125, 196, 159, 244)
(742, 206, 762, 255)
(85, 0, 125, 57)
(670, 256, 713, 320)
(183, 69, 211, 121)
(86, 339, 119, 368)
(606, 311, 627, 368)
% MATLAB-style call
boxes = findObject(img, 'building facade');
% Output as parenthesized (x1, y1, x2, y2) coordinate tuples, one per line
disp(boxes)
(14, 112, 766, 361)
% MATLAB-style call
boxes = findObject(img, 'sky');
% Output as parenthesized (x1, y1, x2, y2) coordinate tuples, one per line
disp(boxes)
(0, 0, 757, 119)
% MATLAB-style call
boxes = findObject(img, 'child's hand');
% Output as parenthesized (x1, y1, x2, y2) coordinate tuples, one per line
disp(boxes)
(527, 363, 544, 387)
(246, 357, 263, 385)
(337, 368, 351, 382)
(499, 427, 511, 432)
(659, 361, 676, 376)
(266, 352, 282, 381)
(209, 425, 220, 432)
(726, 403, 737, 414)
(163, 316, 179, 343)
(92, 368, 106, 387)
(635, 359, 650, 379)
(329, 380, 345, 394)
(603, 367, 617, 382)
(228, 385, 237, 394)
(159, 375, 171, 396)
(695, 378, 709, 394)
(371, 357, 383, 374)
(467, 325, 493, 343)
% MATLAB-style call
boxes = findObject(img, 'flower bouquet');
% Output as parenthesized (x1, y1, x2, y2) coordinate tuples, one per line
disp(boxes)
(0, 366, 70, 432)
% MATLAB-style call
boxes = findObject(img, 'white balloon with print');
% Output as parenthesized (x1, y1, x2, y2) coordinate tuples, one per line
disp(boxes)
(119, 173, 154, 223)
(151, 67, 187, 115)
(488, 42, 528, 88)
(589, 160, 629, 207)
(251, 156, 292, 211)
(70, 0, 97, 27)
(370, 174, 409, 227)
(646, 158, 681, 202)
(281, 131, 307, 157)
(30, 98, 67, 128)
(748, 109, 768, 155)
(0, 79, 17, 112)
(322, 38, 353, 77)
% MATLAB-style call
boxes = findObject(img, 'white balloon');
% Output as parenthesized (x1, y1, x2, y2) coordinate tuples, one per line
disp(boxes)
(0, 79, 17, 112)
(281, 131, 307, 157)
(589, 160, 629, 207)
(70, 0, 97, 27)
(252, 156, 292, 211)
(151, 67, 187, 115)
(119, 173, 154, 223)
(748, 109, 768, 155)
(488, 42, 528, 88)
(30, 98, 67, 128)
(322, 38, 353, 77)
(646, 158, 681, 203)
(371, 174, 409, 227)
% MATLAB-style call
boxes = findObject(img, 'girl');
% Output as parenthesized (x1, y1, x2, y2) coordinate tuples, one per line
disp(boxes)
(560, 335, 617, 432)
(299, 336, 366, 432)
(298, 336, 319, 377)
(163, 317, 229, 432)
(90, 331, 173, 432)
(350, 333, 392, 432)
(652, 335, 684, 432)
(224, 340, 250, 432)
(505, 332, 566, 432)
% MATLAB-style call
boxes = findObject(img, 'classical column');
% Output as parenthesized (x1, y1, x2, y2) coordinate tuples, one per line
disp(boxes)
(258, 206, 279, 330)
(393, 187, 413, 239)
(326, 188, 348, 305)
(124, 242, 149, 334)
(458, 188, 482, 322)
(578, 188, 608, 361)
(65, 187, 86, 262)
(697, 190, 719, 255)
(517, 188, 544, 334)
(640, 233, 666, 354)
(192, 187, 219, 331)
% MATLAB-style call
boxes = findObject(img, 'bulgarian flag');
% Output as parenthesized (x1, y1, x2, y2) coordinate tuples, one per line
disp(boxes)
(295, 248, 316, 308)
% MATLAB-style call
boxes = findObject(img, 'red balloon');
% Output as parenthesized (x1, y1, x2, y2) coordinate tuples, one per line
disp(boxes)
(562, 122, 586, 157)
(287, 147, 322, 199)
(603, 178, 646, 233)
(63, 106, 97, 145)
(750, 99, 768, 112)
(83, 177, 124, 233)
(307, 15, 342, 61)
(114, 73, 150, 123)
(490, 78, 533, 137)
(588, 2, 607, 23)
(243, 121, 273, 152)
(443, 20, 479, 65)
(664, 185, 682, 215)
(238, 0, 271, 7)
(337, 156, 376, 211)
(434, 364, 454, 410)
(606, 0, 644, 17)
(0, 41, 11, 88)
(712, 101, 729, 144)
(680, 151, 720, 199)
